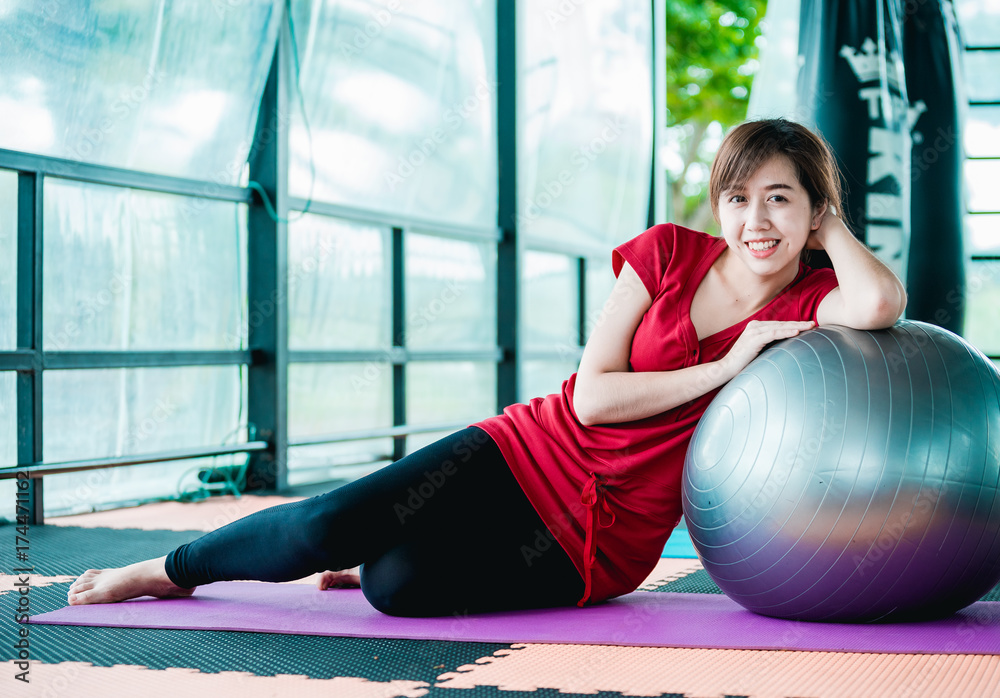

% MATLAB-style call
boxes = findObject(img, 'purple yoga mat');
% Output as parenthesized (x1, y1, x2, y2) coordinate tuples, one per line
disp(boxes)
(30, 582, 1000, 654)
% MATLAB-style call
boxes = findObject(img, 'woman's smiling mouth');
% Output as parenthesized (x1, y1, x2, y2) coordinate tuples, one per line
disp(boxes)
(746, 239, 779, 257)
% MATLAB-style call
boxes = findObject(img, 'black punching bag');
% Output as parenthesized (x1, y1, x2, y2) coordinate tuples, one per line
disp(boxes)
(903, 0, 965, 334)
(797, 0, 909, 281)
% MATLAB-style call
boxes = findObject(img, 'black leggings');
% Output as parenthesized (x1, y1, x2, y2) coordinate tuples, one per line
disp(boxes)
(164, 427, 584, 617)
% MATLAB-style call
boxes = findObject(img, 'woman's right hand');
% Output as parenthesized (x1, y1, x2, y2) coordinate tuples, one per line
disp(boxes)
(719, 320, 815, 380)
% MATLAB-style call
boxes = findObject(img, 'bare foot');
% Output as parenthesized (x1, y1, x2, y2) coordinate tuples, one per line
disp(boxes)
(67, 556, 195, 605)
(316, 567, 361, 590)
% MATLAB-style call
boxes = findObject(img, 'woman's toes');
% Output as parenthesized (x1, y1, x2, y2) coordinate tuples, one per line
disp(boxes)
(69, 577, 94, 591)
(70, 570, 99, 587)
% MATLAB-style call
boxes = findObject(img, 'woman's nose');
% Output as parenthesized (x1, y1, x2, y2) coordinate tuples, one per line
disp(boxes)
(745, 199, 770, 230)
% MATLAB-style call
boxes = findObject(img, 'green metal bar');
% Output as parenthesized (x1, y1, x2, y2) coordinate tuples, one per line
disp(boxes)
(647, 0, 657, 232)
(0, 442, 270, 479)
(652, 0, 667, 226)
(577, 257, 587, 347)
(288, 349, 502, 364)
(291, 348, 406, 364)
(288, 197, 500, 242)
(245, 35, 290, 493)
(291, 421, 474, 448)
(0, 148, 250, 203)
(15, 172, 44, 524)
(43, 350, 252, 370)
(0, 350, 35, 371)
(523, 348, 585, 362)
(522, 235, 609, 259)
(496, 0, 519, 409)
(406, 349, 504, 362)
(391, 227, 407, 461)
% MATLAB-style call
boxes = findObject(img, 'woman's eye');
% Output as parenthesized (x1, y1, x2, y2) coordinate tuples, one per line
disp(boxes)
(769, 195, 787, 202)
(728, 195, 746, 203)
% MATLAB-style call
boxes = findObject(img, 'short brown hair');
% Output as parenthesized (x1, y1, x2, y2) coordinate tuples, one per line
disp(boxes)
(709, 118, 844, 225)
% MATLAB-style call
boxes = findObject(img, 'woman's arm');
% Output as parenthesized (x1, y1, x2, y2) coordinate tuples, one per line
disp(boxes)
(813, 207, 907, 329)
(573, 262, 814, 427)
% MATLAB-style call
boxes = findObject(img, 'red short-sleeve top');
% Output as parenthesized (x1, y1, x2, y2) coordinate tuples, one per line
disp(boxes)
(475, 224, 840, 605)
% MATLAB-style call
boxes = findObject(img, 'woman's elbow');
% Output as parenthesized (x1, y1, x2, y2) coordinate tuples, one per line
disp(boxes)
(879, 283, 907, 326)
(853, 288, 907, 330)
(572, 374, 606, 427)
(572, 390, 600, 427)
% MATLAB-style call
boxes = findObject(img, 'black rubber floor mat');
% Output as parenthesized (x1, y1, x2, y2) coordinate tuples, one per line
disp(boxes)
(647, 568, 723, 594)
(422, 687, 684, 697)
(647, 565, 1000, 603)
(7, 524, 510, 682)
(20, 524, 203, 575)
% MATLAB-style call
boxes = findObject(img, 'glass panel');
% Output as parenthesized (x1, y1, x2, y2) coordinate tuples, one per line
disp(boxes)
(584, 258, 617, 343)
(965, 261, 1000, 355)
(967, 214, 1000, 255)
(966, 106, 1000, 158)
(42, 366, 244, 514)
(521, 360, 578, 403)
(965, 160, 1000, 212)
(0, 170, 16, 350)
(43, 180, 245, 351)
(406, 361, 495, 425)
(288, 361, 393, 481)
(523, 251, 578, 348)
(288, 444, 392, 487)
(404, 430, 452, 455)
(0, 372, 14, 523)
(44, 367, 244, 461)
(405, 361, 496, 454)
(0, 480, 13, 523)
(405, 234, 497, 349)
(0, 372, 14, 467)
(955, 0, 1000, 48)
(46, 453, 250, 518)
(962, 51, 1000, 103)
(518, 0, 653, 249)
(288, 362, 392, 439)
(0, 1, 280, 181)
(288, 0, 497, 228)
(288, 215, 390, 350)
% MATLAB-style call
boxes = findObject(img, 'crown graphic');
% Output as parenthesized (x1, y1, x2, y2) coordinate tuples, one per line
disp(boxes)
(839, 37, 901, 87)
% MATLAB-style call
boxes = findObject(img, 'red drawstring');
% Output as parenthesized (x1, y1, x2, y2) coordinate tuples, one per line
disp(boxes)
(578, 473, 616, 607)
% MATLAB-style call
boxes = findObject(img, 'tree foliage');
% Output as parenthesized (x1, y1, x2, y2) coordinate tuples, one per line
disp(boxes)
(666, 0, 766, 231)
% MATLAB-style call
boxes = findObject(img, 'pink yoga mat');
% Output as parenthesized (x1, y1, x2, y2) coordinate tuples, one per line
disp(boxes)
(30, 582, 1000, 654)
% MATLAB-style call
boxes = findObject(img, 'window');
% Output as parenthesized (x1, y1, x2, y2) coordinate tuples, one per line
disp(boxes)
(956, 0, 1000, 357)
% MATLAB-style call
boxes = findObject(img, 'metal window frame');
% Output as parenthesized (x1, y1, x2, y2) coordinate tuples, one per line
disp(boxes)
(962, 19, 1000, 361)
(0, 0, 662, 523)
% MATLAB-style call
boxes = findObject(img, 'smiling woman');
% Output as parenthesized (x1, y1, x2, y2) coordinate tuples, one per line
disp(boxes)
(68, 118, 907, 621)
(702, 119, 906, 333)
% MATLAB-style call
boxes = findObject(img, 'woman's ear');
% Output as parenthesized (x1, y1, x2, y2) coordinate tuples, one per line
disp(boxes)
(811, 200, 829, 230)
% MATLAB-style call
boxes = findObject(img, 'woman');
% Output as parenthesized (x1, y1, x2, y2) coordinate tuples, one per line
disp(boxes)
(68, 118, 906, 616)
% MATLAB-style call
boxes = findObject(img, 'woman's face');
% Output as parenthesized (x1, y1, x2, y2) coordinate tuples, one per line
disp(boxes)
(717, 155, 824, 281)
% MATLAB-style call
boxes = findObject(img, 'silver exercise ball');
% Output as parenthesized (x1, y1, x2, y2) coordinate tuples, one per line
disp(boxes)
(682, 320, 1000, 622)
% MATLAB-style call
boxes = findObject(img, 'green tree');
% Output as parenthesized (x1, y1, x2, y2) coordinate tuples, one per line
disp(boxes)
(666, 0, 766, 232)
